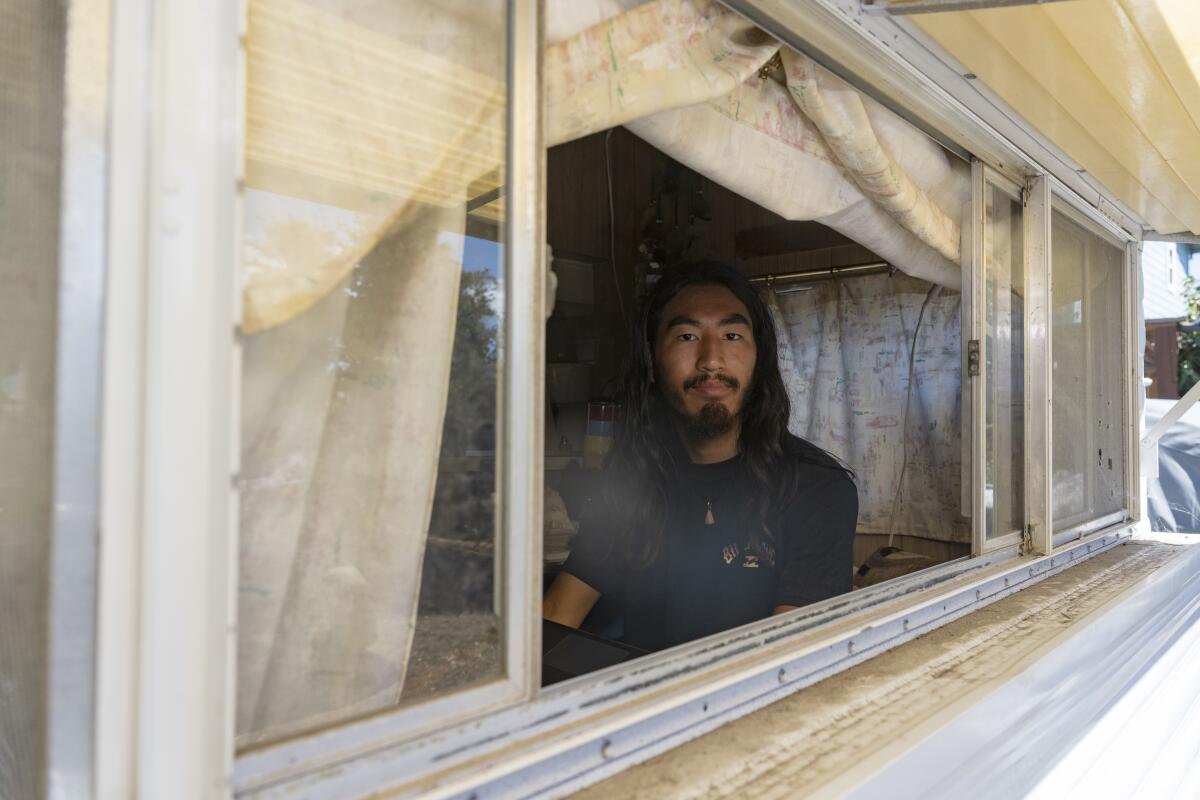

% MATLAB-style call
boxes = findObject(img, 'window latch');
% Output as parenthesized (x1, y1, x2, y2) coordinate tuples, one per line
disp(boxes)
(967, 339, 980, 377)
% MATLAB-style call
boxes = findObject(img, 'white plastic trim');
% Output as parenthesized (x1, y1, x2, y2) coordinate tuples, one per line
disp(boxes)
(135, 0, 241, 795)
(96, 0, 152, 794)
(846, 539, 1200, 798)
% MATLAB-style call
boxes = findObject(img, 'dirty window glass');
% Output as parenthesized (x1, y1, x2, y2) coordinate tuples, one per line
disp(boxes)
(1051, 209, 1125, 530)
(983, 183, 1024, 539)
(236, 0, 508, 747)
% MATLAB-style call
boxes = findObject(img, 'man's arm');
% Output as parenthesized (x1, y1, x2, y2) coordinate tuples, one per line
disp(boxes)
(543, 572, 601, 628)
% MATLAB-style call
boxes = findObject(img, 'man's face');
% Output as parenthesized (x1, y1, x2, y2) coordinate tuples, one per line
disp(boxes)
(653, 283, 757, 439)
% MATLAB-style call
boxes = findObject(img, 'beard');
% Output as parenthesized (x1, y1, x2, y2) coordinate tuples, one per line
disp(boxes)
(665, 374, 741, 441)
(683, 400, 736, 441)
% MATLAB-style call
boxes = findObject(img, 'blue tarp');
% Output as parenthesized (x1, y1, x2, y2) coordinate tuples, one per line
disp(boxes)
(1146, 398, 1200, 533)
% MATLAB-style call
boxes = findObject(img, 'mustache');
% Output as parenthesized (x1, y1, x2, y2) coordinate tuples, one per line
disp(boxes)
(683, 373, 740, 391)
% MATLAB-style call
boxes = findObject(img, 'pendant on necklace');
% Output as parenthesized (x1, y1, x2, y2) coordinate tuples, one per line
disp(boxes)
(705, 500, 715, 526)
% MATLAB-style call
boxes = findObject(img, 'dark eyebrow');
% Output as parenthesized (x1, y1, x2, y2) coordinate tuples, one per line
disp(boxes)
(664, 315, 701, 329)
(663, 313, 751, 329)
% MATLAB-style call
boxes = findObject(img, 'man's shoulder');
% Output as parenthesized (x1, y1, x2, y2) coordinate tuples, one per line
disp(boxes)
(780, 434, 855, 485)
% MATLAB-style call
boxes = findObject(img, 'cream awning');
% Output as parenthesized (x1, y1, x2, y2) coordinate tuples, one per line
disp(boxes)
(911, 0, 1200, 235)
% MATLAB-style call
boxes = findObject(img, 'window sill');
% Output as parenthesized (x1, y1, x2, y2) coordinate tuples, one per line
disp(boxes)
(574, 537, 1200, 798)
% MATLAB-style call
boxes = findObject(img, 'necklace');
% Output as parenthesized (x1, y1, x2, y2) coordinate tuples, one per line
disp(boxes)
(687, 455, 740, 527)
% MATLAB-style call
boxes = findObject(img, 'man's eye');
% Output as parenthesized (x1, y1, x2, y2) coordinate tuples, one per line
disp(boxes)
(678, 333, 698, 342)
(724, 332, 743, 341)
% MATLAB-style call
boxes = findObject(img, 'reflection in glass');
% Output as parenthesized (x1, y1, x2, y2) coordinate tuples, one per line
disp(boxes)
(236, 0, 508, 746)
(1051, 210, 1126, 530)
(983, 184, 1024, 539)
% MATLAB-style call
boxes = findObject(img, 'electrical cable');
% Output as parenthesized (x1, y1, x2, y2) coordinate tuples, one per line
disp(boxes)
(605, 128, 628, 332)
(888, 284, 941, 548)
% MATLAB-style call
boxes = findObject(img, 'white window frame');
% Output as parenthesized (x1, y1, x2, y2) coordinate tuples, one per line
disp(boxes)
(1044, 194, 1140, 548)
(92, 0, 1149, 796)
(96, 0, 245, 795)
(98, 0, 548, 792)
(971, 164, 1029, 556)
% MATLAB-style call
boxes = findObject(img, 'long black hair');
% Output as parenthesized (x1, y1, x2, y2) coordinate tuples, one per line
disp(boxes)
(604, 260, 853, 568)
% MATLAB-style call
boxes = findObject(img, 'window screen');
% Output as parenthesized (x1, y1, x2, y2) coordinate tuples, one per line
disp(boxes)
(1051, 208, 1126, 531)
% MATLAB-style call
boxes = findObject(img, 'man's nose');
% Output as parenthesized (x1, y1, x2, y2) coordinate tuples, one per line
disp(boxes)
(696, 334, 723, 371)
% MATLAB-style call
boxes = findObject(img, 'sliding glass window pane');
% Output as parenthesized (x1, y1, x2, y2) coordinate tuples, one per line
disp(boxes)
(983, 183, 1024, 539)
(0, 2, 66, 795)
(236, 0, 508, 747)
(1051, 209, 1126, 531)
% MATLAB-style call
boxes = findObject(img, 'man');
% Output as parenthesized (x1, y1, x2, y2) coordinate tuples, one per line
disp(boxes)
(544, 261, 858, 652)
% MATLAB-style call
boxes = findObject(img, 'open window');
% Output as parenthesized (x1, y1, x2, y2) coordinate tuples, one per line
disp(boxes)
(226, 0, 1140, 794)
(534, 0, 988, 684)
(540, 124, 974, 682)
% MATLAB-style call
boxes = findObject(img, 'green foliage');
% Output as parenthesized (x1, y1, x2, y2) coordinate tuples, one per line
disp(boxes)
(1180, 275, 1200, 395)
(441, 270, 500, 455)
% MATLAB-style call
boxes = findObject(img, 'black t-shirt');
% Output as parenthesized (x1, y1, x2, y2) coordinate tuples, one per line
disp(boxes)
(562, 443, 858, 652)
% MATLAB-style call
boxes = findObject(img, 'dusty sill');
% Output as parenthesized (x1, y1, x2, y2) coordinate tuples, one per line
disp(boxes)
(573, 539, 1200, 799)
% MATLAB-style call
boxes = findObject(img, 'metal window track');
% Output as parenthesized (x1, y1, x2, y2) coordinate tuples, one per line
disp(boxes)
(862, 0, 1076, 16)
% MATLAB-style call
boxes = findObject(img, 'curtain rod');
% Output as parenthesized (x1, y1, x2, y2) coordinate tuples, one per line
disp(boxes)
(748, 261, 893, 293)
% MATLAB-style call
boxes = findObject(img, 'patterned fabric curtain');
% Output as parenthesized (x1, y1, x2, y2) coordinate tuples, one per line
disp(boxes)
(769, 276, 969, 544)
(548, 0, 969, 292)
(237, 0, 502, 743)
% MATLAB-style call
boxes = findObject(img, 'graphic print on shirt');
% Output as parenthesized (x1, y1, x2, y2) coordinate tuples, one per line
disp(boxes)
(721, 541, 776, 568)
